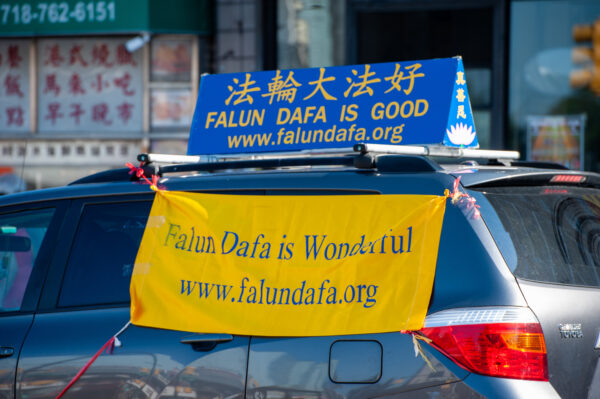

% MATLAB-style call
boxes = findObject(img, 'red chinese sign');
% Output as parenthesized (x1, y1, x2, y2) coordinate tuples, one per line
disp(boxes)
(0, 40, 29, 132)
(38, 38, 142, 132)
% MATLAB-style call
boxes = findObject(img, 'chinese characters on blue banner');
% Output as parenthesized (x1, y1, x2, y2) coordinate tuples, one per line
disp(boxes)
(188, 57, 478, 155)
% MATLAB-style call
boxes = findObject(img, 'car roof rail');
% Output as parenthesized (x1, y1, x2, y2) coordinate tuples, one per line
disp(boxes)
(69, 143, 527, 186)
(353, 143, 520, 161)
(490, 160, 569, 170)
(136, 144, 521, 165)
(69, 151, 442, 186)
(69, 155, 441, 185)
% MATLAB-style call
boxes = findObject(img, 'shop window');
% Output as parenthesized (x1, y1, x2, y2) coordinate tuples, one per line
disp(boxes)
(149, 36, 198, 133)
(277, 1, 497, 149)
(276, 0, 345, 69)
(509, 0, 600, 172)
(354, 7, 494, 149)
(151, 38, 193, 82)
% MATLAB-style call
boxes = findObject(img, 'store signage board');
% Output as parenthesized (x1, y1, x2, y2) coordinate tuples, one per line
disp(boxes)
(36, 38, 143, 133)
(188, 57, 479, 155)
(0, 0, 211, 36)
(0, 40, 30, 132)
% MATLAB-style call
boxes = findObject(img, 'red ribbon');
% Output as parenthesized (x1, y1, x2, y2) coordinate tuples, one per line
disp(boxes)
(445, 176, 480, 219)
(125, 162, 161, 191)
(55, 336, 116, 399)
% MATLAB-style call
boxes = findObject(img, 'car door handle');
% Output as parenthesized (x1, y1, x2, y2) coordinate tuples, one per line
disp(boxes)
(180, 333, 233, 344)
(0, 347, 14, 358)
(181, 334, 233, 352)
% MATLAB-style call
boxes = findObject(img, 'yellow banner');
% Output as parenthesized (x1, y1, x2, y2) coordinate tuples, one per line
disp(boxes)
(131, 191, 446, 336)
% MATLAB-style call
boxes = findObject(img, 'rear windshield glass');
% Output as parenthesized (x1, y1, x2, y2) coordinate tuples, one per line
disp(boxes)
(473, 186, 600, 287)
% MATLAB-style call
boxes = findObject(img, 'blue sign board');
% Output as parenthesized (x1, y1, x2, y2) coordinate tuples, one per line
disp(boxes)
(188, 57, 478, 155)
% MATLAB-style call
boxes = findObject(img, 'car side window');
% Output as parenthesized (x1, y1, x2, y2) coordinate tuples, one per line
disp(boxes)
(0, 208, 55, 312)
(58, 201, 151, 308)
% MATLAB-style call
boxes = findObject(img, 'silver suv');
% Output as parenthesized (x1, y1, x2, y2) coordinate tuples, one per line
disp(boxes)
(1, 147, 599, 398)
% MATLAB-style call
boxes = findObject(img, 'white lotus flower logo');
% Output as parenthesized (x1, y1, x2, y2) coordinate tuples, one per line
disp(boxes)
(446, 122, 476, 146)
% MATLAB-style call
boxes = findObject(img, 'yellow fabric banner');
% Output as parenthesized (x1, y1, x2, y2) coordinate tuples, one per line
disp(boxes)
(131, 191, 446, 336)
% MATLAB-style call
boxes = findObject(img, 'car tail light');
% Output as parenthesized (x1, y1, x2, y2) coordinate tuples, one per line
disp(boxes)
(550, 174, 586, 183)
(420, 307, 548, 381)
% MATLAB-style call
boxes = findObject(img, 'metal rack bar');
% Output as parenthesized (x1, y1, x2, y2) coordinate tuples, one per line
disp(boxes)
(160, 155, 359, 173)
(138, 143, 520, 166)
(138, 153, 203, 164)
(353, 143, 520, 160)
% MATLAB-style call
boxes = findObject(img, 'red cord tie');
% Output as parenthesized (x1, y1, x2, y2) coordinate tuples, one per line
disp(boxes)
(126, 162, 162, 192)
(55, 336, 116, 399)
(444, 176, 480, 219)
(55, 320, 131, 399)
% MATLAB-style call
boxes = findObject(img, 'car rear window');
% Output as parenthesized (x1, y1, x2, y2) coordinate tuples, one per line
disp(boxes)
(473, 186, 600, 287)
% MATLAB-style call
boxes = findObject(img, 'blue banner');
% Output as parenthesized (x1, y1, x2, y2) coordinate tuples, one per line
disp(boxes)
(188, 57, 478, 155)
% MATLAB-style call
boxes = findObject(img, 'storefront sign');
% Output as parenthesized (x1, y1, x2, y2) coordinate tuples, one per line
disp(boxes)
(37, 38, 142, 132)
(131, 191, 446, 336)
(188, 57, 479, 155)
(0, 40, 30, 132)
(527, 114, 585, 170)
(0, 0, 211, 36)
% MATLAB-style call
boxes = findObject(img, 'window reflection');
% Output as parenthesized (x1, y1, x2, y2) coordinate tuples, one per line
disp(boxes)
(509, 0, 600, 171)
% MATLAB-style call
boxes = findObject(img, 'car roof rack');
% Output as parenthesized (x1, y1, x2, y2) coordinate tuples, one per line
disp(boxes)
(136, 144, 521, 165)
(70, 143, 530, 185)
(353, 143, 520, 161)
(70, 152, 439, 185)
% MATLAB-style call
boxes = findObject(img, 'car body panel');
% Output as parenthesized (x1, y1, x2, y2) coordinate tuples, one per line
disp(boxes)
(0, 200, 67, 399)
(459, 373, 560, 399)
(247, 333, 466, 399)
(471, 183, 600, 398)
(0, 314, 33, 399)
(0, 156, 598, 398)
(17, 308, 249, 399)
(13, 194, 249, 399)
(517, 280, 600, 399)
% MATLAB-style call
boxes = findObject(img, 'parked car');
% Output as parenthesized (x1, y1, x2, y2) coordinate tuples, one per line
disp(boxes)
(1, 146, 599, 399)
